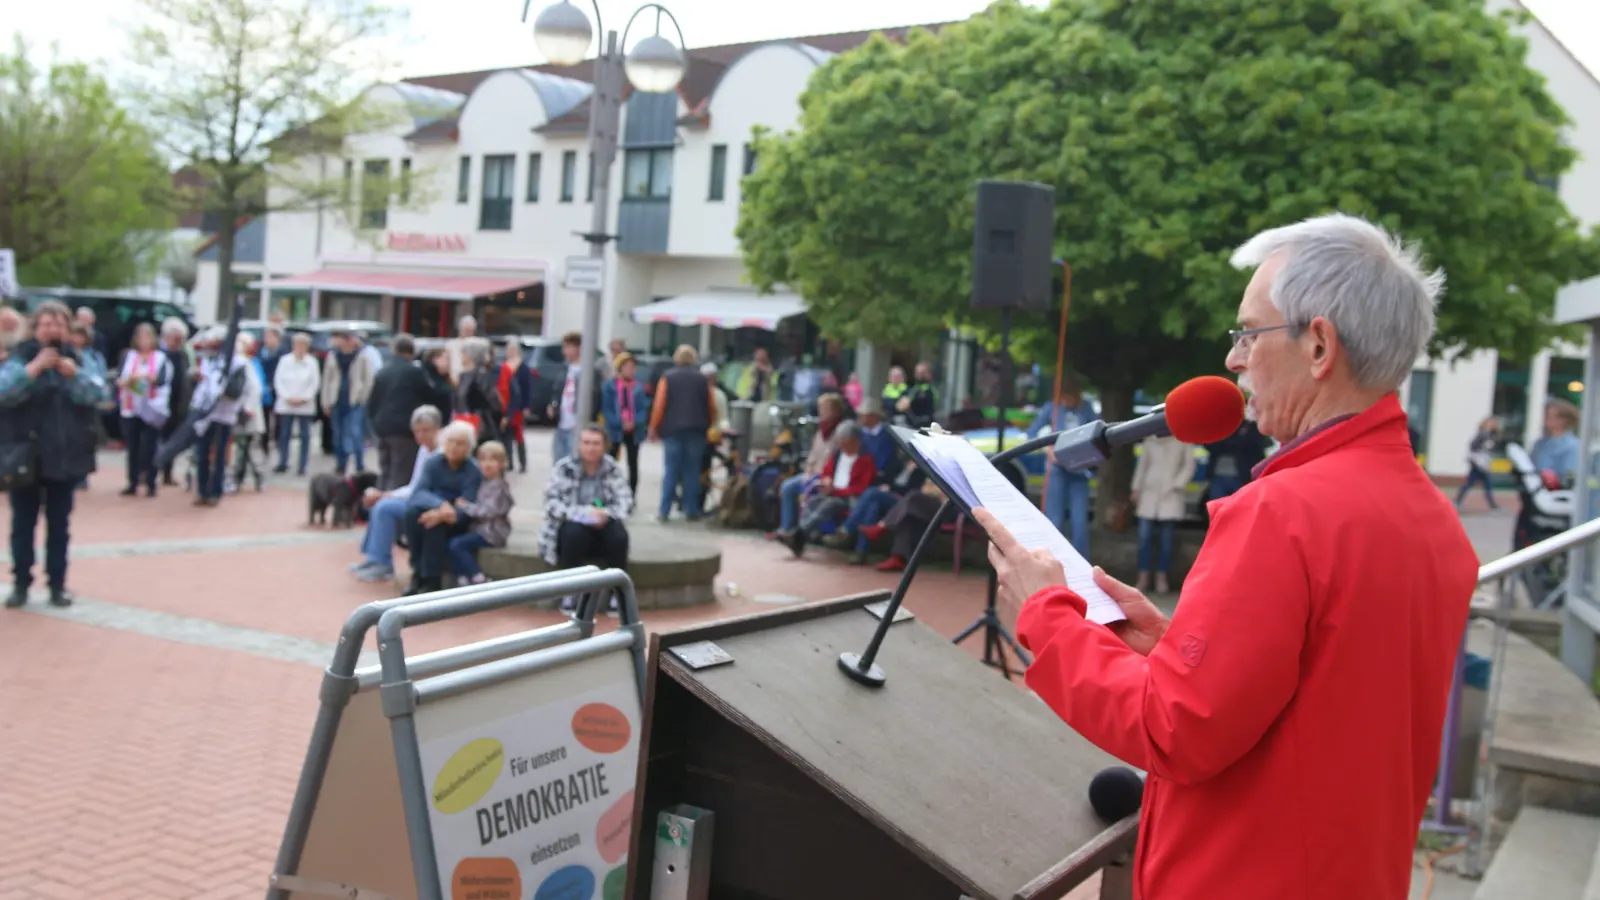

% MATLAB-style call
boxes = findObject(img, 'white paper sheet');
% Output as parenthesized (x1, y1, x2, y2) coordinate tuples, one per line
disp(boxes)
(911, 432, 1126, 625)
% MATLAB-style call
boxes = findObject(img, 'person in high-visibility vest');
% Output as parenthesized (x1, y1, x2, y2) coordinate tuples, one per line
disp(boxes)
(881, 365, 908, 421)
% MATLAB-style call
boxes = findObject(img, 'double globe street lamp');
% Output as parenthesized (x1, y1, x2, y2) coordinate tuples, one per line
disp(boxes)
(525, 0, 689, 428)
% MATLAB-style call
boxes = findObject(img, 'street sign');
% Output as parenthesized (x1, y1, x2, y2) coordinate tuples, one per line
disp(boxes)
(0, 249, 16, 297)
(563, 256, 605, 292)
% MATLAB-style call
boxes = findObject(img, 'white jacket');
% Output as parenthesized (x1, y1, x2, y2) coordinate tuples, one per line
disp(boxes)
(237, 362, 265, 435)
(274, 353, 321, 415)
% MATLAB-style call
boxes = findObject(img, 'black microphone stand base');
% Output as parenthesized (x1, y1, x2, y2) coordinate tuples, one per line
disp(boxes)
(837, 652, 887, 687)
(952, 571, 1033, 680)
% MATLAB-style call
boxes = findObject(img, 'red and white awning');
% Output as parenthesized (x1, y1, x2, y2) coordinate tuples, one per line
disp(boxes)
(250, 269, 540, 302)
(630, 292, 806, 331)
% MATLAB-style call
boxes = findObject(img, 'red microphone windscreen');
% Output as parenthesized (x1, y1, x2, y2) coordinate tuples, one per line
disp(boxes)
(1165, 376, 1246, 444)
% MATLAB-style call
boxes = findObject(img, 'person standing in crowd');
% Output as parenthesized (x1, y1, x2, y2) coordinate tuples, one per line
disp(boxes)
(601, 338, 626, 382)
(67, 322, 110, 490)
(352, 406, 441, 584)
(496, 340, 532, 474)
(0, 302, 108, 608)
(602, 351, 649, 497)
(192, 332, 255, 506)
(541, 424, 633, 613)
(116, 323, 171, 498)
(1130, 433, 1196, 595)
(228, 334, 267, 493)
(842, 372, 864, 410)
(0, 307, 25, 360)
(320, 329, 375, 475)
(257, 326, 283, 456)
(420, 347, 455, 415)
(982, 213, 1478, 899)
(159, 318, 192, 487)
(1204, 419, 1268, 501)
(770, 392, 847, 543)
(1030, 375, 1100, 557)
(737, 346, 776, 401)
(367, 334, 433, 490)
(1531, 399, 1580, 486)
(881, 365, 908, 418)
(453, 338, 503, 446)
(1456, 416, 1501, 511)
(548, 331, 583, 461)
(402, 421, 483, 596)
(648, 345, 717, 522)
(74, 306, 109, 360)
(899, 361, 938, 428)
(447, 314, 478, 385)
(272, 332, 320, 475)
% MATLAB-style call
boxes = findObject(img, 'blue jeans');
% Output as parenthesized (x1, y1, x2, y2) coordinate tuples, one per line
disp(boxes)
(10, 478, 74, 590)
(779, 474, 809, 532)
(846, 487, 899, 551)
(1044, 466, 1091, 558)
(552, 427, 575, 462)
(195, 423, 232, 500)
(360, 496, 408, 568)
(449, 532, 491, 579)
(660, 432, 707, 519)
(1209, 473, 1243, 500)
(331, 404, 366, 473)
(277, 414, 313, 474)
(1137, 518, 1176, 573)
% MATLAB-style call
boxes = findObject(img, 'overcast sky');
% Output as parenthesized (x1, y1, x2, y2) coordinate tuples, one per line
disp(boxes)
(7, 0, 1597, 86)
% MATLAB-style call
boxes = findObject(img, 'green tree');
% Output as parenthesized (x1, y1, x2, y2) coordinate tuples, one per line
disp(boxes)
(739, 0, 1599, 518)
(0, 39, 173, 290)
(127, 0, 409, 315)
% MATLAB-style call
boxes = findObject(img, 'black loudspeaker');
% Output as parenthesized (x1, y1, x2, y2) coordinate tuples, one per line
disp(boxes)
(971, 180, 1056, 311)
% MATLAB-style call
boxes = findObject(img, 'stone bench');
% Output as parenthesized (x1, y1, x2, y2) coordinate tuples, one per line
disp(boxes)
(477, 525, 720, 610)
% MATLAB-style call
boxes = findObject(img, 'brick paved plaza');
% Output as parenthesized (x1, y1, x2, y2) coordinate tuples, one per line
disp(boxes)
(0, 429, 1514, 899)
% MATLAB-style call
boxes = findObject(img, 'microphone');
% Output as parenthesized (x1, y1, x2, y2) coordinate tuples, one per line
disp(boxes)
(1053, 375, 1245, 471)
(1088, 766, 1145, 823)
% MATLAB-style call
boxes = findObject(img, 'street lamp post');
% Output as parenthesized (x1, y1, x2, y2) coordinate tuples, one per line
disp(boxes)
(527, 0, 688, 430)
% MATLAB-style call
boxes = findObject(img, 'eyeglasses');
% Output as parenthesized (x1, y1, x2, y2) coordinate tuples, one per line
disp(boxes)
(1228, 324, 1294, 352)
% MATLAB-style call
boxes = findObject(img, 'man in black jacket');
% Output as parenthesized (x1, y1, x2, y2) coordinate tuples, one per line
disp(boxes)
(159, 319, 192, 487)
(367, 334, 448, 491)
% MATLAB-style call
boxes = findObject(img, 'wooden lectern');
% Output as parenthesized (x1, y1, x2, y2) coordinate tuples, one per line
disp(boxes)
(624, 592, 1139, 900)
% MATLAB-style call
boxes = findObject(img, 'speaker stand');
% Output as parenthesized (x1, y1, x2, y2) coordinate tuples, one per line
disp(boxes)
(953, 567, 1033, 678)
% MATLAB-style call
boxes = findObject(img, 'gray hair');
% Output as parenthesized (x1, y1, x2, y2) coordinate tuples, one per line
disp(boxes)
(438, 420, 478, 452)
(160, 316, 189, 339)
(410, 404, 442, 428)
(462, 336, 492, 366)
(457, 314, 477, 330)
(836, 419, 863, 442)
(1230, 212, 1442, 390)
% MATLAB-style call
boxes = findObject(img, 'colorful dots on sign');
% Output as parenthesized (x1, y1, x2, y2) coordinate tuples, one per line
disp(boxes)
(433, 738, 506, 815)
(571, 704, 631, 754)
(602, 865, 627, 900)
(451, 857, 521, 900)
(596, 789, 634, 865)
(534, 864, 596, 900)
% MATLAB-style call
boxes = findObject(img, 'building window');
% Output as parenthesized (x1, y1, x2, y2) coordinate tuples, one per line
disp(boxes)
(623, 148, 673, 200)
(586, 152, 596, 202)
(342, 159, 354, 204)
(480, 154, 514, 231)
(399, 158, 412, 204)
(742, 143, 758, 176)
(560, 151, 577, 202)
(360, 159, 390, 230)
(456, 156, 471, 204)
(708, 144, 727, 201)
(525, 152, 541, 202)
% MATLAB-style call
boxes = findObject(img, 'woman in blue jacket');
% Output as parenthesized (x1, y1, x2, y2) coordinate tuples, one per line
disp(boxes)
(600, 352, 652, 496)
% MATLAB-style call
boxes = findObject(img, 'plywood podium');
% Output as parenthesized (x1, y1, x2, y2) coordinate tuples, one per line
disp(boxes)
(624, 592, 1139, 900)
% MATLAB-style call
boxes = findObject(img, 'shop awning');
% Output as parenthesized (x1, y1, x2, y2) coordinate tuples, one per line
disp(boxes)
(249, 269, 541, 302)
(631, 291, 806, 331)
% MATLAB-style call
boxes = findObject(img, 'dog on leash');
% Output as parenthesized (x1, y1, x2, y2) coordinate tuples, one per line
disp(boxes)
(309, 471, 379, 528)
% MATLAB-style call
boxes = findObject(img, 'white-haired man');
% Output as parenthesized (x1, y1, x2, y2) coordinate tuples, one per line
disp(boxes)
(447, 314, 478, 385)
(978, 213, 1479, 900)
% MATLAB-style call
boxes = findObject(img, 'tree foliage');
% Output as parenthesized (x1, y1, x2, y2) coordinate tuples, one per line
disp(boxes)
(739, 0, 1600, 404)
(127, 0, 407, 312)
(0, 38, 173, 290)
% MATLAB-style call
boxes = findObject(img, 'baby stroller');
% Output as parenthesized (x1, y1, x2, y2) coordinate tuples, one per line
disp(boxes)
(1505, 442, 1573, 609)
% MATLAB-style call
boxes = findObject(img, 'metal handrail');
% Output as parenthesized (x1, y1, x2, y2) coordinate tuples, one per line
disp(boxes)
(1476, 515, 1600, 583)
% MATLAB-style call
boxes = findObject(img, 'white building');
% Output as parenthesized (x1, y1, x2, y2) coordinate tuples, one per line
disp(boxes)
(1403, 0, 1600, 477)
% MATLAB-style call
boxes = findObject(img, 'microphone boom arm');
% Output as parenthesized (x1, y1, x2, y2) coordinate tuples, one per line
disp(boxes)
(838, 429, 1066, 687)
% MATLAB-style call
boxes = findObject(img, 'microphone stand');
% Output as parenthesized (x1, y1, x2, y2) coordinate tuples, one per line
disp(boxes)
(839, 428, 1065, 687)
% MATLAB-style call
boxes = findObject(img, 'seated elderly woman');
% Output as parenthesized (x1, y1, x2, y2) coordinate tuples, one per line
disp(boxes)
(539, 424, 633, 613)
(351, 405, 442, 583)
(401, 420, 483, 596)
(786, 419, 876, 558)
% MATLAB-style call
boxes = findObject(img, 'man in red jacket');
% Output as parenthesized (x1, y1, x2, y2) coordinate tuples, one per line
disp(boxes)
(976, 213, 1479, 899)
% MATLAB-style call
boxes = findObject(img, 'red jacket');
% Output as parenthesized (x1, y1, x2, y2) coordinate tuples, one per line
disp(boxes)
(819, 448, 877, 498)
(1016, 395, 1477, 899)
